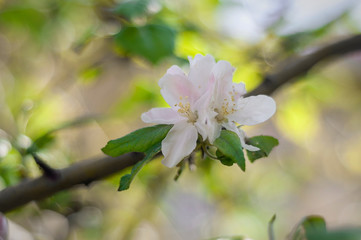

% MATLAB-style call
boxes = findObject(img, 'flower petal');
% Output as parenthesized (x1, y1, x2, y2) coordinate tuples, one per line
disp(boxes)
(141, 108, 185, 124)
(205, 118, 222, 144)
(212, 60, 235, 82)
(229, 95, 276, 126)
(161, 120, 198, 168)
(194, 113, 221, 143)
(188, 54, 216, 92)
(192, 82, 221, 142)
(232, 82, 247, 98)
(211, 60, 236, 109)
(159, 65, 198, 107)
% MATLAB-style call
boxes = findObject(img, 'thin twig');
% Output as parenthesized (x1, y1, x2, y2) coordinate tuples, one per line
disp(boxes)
(31, 153, 61, 180)
(268, 214, 277, 240)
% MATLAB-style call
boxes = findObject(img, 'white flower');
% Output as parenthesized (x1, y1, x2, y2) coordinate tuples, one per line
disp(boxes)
(142, 54, 276, 167)
(141, 55, 216, 167)
(200, 56, 276, 150)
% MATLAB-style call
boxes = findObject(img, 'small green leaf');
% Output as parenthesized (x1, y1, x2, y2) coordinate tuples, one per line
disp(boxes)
(112, 0, 149, 20)
(104, 124, 173, 191)
(118, 143, 160, 191)
(216, 150, 234, 166)
(102, 124, 172, 157)
(246, 135, 279, 162)
(214, 130, 245, 171)
(114, 24, 176, 64)
(288, 215, 326, 240)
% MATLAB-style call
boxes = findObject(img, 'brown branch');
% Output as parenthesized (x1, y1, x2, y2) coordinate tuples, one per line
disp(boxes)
(246, 34, 361, 97)
(0, 153, 144, 213)
(1, 34, 361, 213)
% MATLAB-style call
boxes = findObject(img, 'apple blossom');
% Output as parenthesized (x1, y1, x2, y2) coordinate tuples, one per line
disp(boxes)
(142, 54, 276, 168)
(200, 57, 276, 150)
(141, 55, 216, 167)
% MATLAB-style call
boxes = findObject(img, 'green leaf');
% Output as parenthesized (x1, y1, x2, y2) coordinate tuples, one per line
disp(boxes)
(215, 150, 234, 166)
(103, 124, 173, 191)
(213, 130, 245, 171)
(114, 24, 176, 64)
(288, 215, 326, 240)
(118, 143, 160, 191)
(246, 136, 279, 163)
(102, 124, 172, 157)
(307, 228, 361, 240)
(0, 7, 46, 37)
(288, 215, 361, 240)
(112, 0, 149, 20)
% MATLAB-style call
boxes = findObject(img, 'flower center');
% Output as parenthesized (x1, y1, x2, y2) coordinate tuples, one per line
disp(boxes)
(214, 95, 237, 123)
(175, 96, 198, 123)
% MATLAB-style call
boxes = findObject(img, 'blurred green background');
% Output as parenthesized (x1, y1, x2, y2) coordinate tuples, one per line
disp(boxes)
(0, 0, 361, 239)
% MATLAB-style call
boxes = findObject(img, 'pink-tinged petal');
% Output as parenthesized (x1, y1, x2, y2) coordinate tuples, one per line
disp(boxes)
(211, 60, 236, 109)
(188, 54, 216, 92)
(158, 65, 186, 87)
(222, 122, 260, 151)
(141, 108, 185, 124)
(159, 66, 198, 107)
(193, 97, 215, 141)
(191, 77, 214, 114)
(161, 121, 198, 168)
(212, 60, 235, 82)
(192, 83, 220, 142)
(229, 95, 276, 126)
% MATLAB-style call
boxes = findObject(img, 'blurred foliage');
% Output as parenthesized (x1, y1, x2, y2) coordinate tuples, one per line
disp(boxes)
(115, 24, 175, 64)
(0, 0, 361, 239)
(284, 215, 361, 240)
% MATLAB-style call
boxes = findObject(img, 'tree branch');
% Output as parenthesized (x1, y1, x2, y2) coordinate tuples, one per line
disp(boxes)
(1, 34, 361, 213)
(246, 34, 361, 97)
(0, 153, 144, 213)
